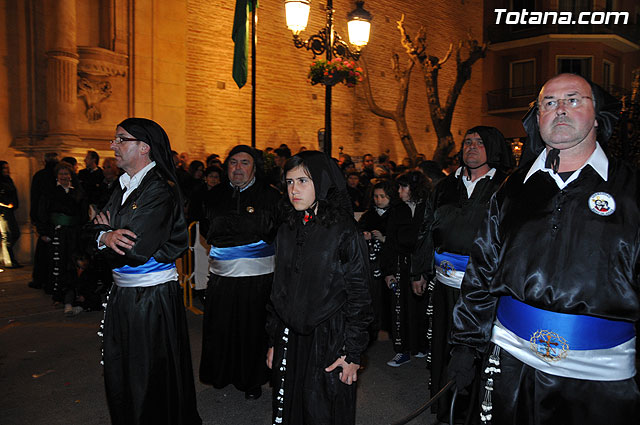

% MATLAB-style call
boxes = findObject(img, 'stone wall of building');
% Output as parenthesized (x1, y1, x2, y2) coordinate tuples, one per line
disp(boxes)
(0, 0, 485, 263)
(184, 0, 484, 162)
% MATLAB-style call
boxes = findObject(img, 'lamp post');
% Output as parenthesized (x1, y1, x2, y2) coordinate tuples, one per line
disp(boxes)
(284, 1, 372, 156)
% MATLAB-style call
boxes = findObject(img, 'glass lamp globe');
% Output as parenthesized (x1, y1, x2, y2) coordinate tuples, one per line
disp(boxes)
(347, 1, 372, 48)
(284, 0, 311, 35)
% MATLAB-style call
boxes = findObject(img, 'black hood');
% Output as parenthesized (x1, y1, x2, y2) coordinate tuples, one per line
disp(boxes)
(460, 125, 514, 172)
(117, 118, 178, 187)
(296, 150, 353, 215)
(224, 144, 264, 182)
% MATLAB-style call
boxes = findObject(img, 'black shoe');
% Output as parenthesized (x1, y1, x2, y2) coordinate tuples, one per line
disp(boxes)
(28, 281, 42, 289)
(244, 386, 262, 400)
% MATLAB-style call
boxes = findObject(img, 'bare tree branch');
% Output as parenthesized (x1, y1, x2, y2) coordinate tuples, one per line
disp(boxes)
(438, 44, 453, 67)
(360, 57, 395, 120)
(360, 55, 418, 161)
(397, 17, 486, 166)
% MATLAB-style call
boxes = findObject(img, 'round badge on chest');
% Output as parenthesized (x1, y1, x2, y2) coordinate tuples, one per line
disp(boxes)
(588, 192, 615, 216)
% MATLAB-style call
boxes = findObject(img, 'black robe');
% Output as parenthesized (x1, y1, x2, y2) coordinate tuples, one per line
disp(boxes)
(38, 185, 88, 302)
(78, 166, 105, 206)
(83, 167, 201, 425)
(358, 207, 392, 335)
(381, 200, 428, 355)
(268, 209, 372, 425)
(412, 170, 507, 422)
(199, 179, 280, 391)
(451, 158, 640, 425)
(30, 163, 57, 289)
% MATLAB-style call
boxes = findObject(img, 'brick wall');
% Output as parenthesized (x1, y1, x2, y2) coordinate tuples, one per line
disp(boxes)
(185, 0, 484, 163)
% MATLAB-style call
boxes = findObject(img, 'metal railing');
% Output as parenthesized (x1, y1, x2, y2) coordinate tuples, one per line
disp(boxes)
(178, 221, 204, 315)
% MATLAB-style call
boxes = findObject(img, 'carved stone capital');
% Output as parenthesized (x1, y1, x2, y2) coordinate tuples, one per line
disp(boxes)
(77, 46, 128, 77)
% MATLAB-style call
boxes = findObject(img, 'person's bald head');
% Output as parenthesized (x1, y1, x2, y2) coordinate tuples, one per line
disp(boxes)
(536, 73, 597, 152)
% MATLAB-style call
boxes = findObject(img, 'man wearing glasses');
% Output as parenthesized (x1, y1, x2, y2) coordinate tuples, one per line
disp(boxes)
(84, 118, 201, 425)
(447, 73, 639, 425)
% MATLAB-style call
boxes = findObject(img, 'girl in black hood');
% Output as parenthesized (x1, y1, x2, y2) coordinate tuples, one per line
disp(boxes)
(267, 151, 372, 425)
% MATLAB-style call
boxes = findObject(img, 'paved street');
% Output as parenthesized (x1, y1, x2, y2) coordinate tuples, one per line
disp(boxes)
(0, 266, 438, 425)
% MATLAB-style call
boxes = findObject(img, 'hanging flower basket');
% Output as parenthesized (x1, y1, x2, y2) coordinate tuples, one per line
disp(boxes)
(308, 58, 364, 88)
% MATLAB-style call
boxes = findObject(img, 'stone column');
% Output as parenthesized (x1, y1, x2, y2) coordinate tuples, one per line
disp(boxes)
(44, 0, 80, 145)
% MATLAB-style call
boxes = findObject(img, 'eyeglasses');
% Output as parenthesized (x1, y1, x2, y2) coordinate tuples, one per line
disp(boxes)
(110, 136, 140, 145)
(538, 96, 592, 113)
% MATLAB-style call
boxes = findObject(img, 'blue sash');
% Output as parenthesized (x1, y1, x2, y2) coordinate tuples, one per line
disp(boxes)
(209, 240, 275, 260)
(497, 296, 635, 350)
(113, 257, 175, 274)
(434, 251, 469, 273)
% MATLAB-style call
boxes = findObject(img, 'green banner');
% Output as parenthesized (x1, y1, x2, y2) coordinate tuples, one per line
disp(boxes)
(232, 0, 257, 88)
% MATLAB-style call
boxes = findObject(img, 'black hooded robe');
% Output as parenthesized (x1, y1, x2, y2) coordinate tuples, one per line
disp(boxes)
(83, 118, 201, 425)
(380, 199, 429, 356)
(452, 156, 640, 424)
(411, 125, 511, 423)
(358, 205, 393, 336)
(268, 151, 372, 425)
(413, 170, 507, 422)
(198, 176, 280, 392)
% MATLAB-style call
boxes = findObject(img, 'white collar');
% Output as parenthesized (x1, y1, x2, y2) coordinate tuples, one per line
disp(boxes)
(523, 142, 608, 189)
(120, 161, 156, 191)
(455, 167, 496, 197)
(56, 182, 74, 193)
(229, 176, 256, 192)
(455, 166, 497, 181)
(374, 206, 388, 216)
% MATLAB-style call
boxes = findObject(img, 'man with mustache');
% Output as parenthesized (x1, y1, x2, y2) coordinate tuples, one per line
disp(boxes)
(447, 73, 639, 425)
(199, 145, 280, 400)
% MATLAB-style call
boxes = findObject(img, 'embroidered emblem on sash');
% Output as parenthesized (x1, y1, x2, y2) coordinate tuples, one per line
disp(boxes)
(440, 260, 455, 277)
(588, 192, 615, 216)
(529, 330, 569, 362)
(247, 206, 255, 213)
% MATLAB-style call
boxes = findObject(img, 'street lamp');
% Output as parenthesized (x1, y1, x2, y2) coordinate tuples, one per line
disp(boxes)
(284, 0, 372, 156)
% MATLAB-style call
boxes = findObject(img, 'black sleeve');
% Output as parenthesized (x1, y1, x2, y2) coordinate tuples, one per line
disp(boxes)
(380, 208, 399, 277)
(450, 193, 502, 354)
(411, 193, 435, 281)
(30, 173, 43, 223)
(82, 181, 184, 267)
(113, 184, 178, 264)
(265, 302, 280, 347)
(339, 225, 373, 364)
(81, 187, 121, 258)
(36, 191, 52, 237)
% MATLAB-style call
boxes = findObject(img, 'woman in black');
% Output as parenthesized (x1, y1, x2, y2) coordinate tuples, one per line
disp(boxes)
(381, 170, 430, 367)
(0, 160, 20, 268)
(267, 151, 372, 425)
(37, 162, 88, 312)
(358, 179, 397, 342)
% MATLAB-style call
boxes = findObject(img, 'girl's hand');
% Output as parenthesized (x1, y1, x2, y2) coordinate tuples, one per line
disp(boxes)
(325, 355, 359, 385)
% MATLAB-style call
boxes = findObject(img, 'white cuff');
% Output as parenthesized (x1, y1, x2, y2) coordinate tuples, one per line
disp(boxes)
(97, 230, 112, 250)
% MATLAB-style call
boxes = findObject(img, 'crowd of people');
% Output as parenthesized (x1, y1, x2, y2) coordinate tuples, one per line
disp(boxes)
(12, 73, 640, 425)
